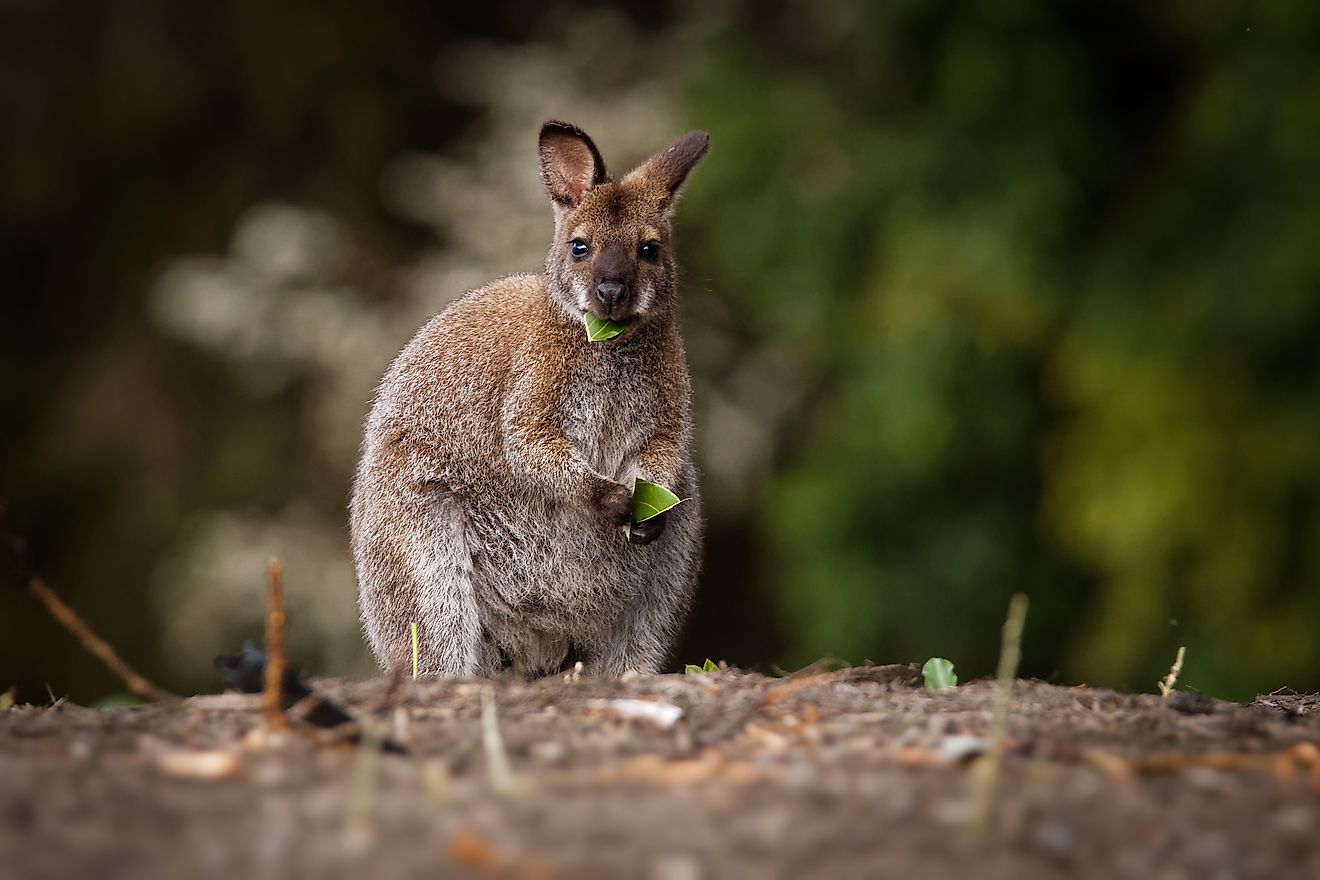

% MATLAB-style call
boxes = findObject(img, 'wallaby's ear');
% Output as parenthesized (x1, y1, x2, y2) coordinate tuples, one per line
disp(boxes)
(539, 121, 606, 208)
(626, 130, 710, 204)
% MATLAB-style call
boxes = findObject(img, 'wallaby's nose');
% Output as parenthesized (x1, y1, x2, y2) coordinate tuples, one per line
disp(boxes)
(595, 280, 625, 310)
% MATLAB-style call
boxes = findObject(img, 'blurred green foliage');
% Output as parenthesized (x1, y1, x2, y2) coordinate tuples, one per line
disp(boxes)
(3, 1, 1318, 702)
(684, 1, 1320, 697)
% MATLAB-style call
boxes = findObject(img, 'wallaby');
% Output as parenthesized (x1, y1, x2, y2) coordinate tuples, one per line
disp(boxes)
(350, 121, 709, 677)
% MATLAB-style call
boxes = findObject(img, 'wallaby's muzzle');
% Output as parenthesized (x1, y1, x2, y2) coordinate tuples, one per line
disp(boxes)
(591, 240, 634, 319)
(594, 280, 626, 314)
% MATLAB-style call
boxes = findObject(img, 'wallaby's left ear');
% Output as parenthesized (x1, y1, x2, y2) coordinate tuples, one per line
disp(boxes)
(626, 130, 710, 204)
(539, 121, 607, 207)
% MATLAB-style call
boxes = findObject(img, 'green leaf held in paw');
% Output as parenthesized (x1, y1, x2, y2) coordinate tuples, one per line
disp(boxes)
(632, 478, 684, 523)
(583, 312, 628, 342)
(685, 659, 719, 675)
(922, 657, 958, 691)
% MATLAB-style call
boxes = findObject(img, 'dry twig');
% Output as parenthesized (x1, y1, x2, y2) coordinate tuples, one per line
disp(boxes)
(448, 827, 555, 878)
(347, 720, 387, 840)
(1, 502, 176, 704)
(1158, 646, 1187, 698)
(376, 659, 409, 715)
(972, 592, 1029, 840)
(481, 687, 521, 797)
(1084, 741, 1320, 789)
(263, 558, 288, 730)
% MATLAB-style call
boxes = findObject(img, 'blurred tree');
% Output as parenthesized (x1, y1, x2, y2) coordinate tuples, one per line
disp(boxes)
(682, 0, 1320, 697)
(1, 0, 458, 699)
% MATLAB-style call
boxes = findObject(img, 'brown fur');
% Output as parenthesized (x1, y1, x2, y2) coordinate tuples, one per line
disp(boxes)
(350, 122, 709, 677)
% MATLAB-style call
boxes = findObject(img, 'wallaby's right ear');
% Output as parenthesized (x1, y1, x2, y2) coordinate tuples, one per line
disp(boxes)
(539, 121, 606, 208)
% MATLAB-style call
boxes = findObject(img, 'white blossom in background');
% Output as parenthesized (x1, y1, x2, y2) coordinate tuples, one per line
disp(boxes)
(153, 504, 364, 675)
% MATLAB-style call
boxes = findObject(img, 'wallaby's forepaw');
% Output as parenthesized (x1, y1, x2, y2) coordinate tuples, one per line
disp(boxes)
(628, 511, 667, 545)
(595, 483, 634, 526)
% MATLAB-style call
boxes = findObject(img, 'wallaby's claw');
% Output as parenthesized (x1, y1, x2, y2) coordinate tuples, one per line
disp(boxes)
(628, 511, 667, 545)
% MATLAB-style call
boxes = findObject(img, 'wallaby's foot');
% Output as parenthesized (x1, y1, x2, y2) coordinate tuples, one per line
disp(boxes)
(595, 483, 634, 526)
(628, 510, 668, 545)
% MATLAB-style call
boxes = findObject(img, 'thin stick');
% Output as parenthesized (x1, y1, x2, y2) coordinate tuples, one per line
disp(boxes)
(481, 687, 519, 797)
(377, 660, 409, 715)
(1158, 646, 1186, 698)
(410, 622, 419, 681)
(347, 721, 386, 841)
(972, 592, 1029, 840)
(1, 504, 176, 704)
(263, 558, 288, 730)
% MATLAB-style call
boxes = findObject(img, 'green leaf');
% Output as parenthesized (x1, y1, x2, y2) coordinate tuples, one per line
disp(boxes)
(703, 658, 718, 673)
(583, 312, 628, 342)
(632, 479, 684, 523)
(922, 657, 958, 690)
(92, 692, 145, 710)
(684, 664, 704, 675)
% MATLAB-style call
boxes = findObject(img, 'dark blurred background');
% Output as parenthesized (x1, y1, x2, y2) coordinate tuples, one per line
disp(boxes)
(4, 0, 1318, 703)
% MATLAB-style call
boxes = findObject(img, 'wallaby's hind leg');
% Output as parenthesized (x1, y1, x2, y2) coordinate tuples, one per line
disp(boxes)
(353, 483, 483, 677)
(589, 503, 701, 675)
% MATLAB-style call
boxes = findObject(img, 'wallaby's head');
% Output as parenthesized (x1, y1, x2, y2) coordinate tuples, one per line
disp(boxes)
(538, 121, 709, 328)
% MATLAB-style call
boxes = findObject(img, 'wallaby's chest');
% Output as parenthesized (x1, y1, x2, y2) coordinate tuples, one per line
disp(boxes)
(560, 349, 658, 480)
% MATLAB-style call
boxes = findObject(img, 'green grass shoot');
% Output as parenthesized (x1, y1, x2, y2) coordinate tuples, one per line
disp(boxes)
(410, 622, 419, 681)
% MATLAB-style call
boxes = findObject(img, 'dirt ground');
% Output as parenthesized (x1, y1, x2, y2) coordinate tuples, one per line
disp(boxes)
(2, 666, 1318, 879)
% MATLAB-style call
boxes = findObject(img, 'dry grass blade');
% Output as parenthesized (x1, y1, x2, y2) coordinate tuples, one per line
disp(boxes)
(263, 558, 288, 730)
(347, 721, 387, 841)
(1, 502, 177, 704)
(481, 687, 520, 797)
(376, 660, 409, 715)
(972, 592, 1029, 840)
(1158, 646, 1186, 698)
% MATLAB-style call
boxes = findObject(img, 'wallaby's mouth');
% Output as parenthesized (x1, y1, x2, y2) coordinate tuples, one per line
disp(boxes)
(582, 310, 629, 342)
(586, 305, 632, 323)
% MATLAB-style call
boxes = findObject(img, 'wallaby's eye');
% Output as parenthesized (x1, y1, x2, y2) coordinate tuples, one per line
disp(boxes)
(638, 241, 661, 261)
(570, 239, 590, 261)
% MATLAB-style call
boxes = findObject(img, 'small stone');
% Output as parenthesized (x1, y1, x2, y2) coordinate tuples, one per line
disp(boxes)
(529, 740, 566, 763)
(156, 750, 241, 780)
(592, 699, 684, 729)
(935, 733, 988, 765)
(651, 853, 701, 880)
(1031, 821, 1074, 854)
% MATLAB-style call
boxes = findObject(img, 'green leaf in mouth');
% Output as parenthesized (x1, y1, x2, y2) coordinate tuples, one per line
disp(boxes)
(631, 478, 684, 523)
(583, 312, 628, 342)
